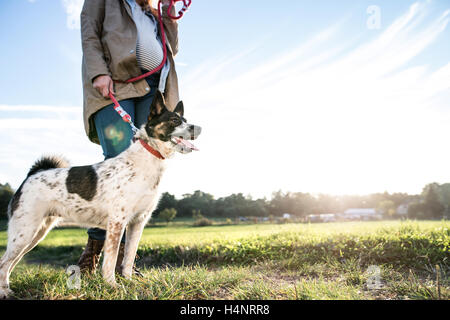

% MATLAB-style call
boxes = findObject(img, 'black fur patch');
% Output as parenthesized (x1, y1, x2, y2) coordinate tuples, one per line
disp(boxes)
(9, 182, 24, 218)
(66, 166, 98, 201)
(145, 91, 188, 142)
(27, 156, 68, 177)
(9, 156, 68, 218)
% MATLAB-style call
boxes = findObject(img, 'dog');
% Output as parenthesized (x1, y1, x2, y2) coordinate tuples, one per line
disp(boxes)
(0, 91, 201, 298)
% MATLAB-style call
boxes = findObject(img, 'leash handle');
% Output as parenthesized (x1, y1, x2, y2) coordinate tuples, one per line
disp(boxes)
(167, 0, 191, 20)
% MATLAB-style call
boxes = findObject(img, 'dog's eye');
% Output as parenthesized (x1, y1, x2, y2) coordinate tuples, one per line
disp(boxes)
(170, 118, 181, 126)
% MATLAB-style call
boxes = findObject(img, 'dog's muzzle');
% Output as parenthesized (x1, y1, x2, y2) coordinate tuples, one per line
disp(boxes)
(170, 125, 201, 153)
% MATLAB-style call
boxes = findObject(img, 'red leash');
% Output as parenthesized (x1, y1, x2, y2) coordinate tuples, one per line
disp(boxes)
(110, 0, 191, 89)
(108, 0, 191, 158)
(167, 0, 191, 20)
(109, 0, 168, 128)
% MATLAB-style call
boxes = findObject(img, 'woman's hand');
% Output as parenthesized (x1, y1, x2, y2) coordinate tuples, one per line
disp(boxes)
(93, 75, 115, 98)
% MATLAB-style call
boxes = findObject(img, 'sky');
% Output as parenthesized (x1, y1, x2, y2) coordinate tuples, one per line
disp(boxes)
(0, 0, 449, 199)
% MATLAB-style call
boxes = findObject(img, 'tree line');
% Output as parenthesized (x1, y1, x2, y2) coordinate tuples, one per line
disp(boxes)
(1, 182, 449, 220)
(152, 183, 449, 220)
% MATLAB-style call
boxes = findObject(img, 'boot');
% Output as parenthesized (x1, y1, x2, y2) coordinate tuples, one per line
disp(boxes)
(77, 237, 104, 273)
(115, 243, 143, 277)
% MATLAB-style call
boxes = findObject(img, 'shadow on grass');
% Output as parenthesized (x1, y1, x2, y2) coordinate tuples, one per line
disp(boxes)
(0, 245, 84, 269)
(0, 233, 447, 272)
(137, 236, 449, 270)
(23, 245, 84, 267)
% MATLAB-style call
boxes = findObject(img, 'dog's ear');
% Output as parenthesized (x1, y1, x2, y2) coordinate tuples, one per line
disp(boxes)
(148, 91, 167, 121)
(174, 101, 184, 117)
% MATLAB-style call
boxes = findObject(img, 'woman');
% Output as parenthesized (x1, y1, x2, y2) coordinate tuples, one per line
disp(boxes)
(78, 0, 180, 274)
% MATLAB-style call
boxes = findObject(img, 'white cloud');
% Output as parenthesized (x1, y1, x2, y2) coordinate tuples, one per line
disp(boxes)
(175, 61, 189, 67)
(173, 1, 450, 198)
(0, 105, 79, 113)
(62, 0, 84, 30)
(0, 106, 102, 188)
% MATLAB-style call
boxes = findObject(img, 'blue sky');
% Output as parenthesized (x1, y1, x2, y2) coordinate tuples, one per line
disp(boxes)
(0, 0, 449, 199)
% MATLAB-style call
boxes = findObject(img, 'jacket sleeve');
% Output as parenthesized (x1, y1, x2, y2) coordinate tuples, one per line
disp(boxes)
(80, 0, 110, 82)
(161, 4, 179, 56)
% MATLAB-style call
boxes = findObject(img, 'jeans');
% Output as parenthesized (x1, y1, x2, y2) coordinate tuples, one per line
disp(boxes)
(87, 72, 160, 243)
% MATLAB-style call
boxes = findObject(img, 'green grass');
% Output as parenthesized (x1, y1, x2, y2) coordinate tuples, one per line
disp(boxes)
(0, 220, 448, 300)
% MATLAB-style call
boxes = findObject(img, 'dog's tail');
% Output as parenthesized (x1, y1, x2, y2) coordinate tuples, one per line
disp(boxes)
(7, 156, 70, 219)
(27, 155, 70, 177)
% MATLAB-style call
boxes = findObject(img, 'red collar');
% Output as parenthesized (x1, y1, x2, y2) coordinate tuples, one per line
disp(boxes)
(138, 139, 165, 160)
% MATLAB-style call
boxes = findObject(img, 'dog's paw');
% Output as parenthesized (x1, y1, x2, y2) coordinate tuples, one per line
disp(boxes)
(0, 288, 13, 299)
(121, 274, 132, 280)
(121, 268, 133, 280)
(103, 276, 117, 288)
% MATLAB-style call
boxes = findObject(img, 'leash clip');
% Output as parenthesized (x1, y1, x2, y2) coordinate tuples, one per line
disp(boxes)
(130, 123, 139, 135)
(109, 92, 139, 136)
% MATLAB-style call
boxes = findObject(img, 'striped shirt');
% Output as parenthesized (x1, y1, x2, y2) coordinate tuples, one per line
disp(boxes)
(126, 0, 171, 93)
(127, 0, 164, 71)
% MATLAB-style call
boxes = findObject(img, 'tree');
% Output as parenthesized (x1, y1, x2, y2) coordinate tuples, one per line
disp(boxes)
(408, 202, 426, 219)
(0, 183, 14, 220)
(177, 190, 214, 217)
(159, 208, 177, 224)
(422, 183, 445, 219)
(268, 191, 297, 216)
(431, 183, 450, 218)
(192, 209, 203, 219)
(377, 200, 396, 218)
(155, 192, 178, 215)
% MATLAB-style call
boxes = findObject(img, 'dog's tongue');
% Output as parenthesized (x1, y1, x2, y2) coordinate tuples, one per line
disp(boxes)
(172, 137, 199, 151)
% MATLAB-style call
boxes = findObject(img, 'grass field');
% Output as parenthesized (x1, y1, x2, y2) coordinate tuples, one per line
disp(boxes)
(0, 220, 448, 300)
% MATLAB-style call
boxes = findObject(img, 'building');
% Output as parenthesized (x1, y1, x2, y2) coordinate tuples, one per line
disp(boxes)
(319, 213, 337, 222)
(307, 214, 321, 223)
(306, 213, 337, 223)
(343, 208, 382, 221)
(282, 213, 291, 219)
(396, 204, 409, 216)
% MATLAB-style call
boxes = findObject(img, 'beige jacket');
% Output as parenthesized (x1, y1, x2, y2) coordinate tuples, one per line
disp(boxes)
(81, 0, 180, 144)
